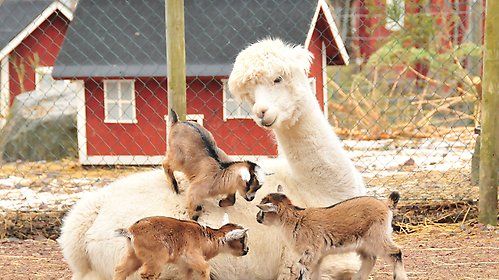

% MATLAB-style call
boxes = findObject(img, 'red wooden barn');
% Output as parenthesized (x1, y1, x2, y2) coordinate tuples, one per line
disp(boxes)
(352, 0, 482, 60)
(0, 0, 73, 126)
(53, 0, 349, 165)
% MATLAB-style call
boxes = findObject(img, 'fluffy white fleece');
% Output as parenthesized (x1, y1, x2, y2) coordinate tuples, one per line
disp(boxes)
(60, 38, 365, 280)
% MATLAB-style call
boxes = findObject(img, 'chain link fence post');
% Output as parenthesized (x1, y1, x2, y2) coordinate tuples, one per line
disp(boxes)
(166, 0, 187, 122)
(478, 0, 498, 226)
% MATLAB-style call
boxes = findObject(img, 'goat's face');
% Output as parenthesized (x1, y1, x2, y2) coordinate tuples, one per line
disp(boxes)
(237, 162, 265, 202)
(228, 39, 313, 130)
(256, 193, 292, 225)
(219, 224, 250, 256)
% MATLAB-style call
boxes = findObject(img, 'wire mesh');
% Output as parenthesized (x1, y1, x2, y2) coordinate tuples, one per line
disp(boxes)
(0, 0, 486, 215)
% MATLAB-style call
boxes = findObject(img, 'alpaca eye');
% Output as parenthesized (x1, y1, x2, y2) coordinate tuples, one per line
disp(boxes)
(273, 76, 283, 84)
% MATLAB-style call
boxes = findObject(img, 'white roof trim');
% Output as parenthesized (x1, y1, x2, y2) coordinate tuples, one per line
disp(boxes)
(0, 1, 73, 61)
(304, 0, 349, 65)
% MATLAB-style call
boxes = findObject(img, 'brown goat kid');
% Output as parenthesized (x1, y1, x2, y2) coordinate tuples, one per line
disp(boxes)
(113, 216, 249, 280)
(256, 192, 408, 280)
(163, 110, 265, 220)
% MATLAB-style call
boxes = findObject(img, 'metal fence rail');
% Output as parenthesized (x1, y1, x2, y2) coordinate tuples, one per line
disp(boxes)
(0, 0, 494, 217)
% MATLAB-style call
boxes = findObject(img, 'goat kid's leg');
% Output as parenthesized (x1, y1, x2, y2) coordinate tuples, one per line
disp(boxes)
(113, 249, 142, 280)
(295, 249, 319, 280)
(162, 160, 179, 194)
(187, 183, 209, 220)
(138, 262, 162, 280)
(185, 254, 211, 280)
(219, 193, 236, 207)
(383, 243, 408, 280)
(353, 250, 377, 280)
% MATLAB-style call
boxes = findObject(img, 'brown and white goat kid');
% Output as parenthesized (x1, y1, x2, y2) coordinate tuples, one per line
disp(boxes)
(162, 110, 265, 220)
(113, 214, 249, 280)
(256, 192, 408, 280)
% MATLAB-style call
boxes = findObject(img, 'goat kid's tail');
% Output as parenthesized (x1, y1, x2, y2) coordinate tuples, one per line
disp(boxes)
(169, 109, 179, 125)
(387, 191, 400, 210)
(115, 228, 132, 240)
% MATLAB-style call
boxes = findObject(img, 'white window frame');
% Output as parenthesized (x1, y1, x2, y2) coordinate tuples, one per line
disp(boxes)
(385, 0, 405, 31)
(222, 79, 252, 121)
(103, 79, 137, 124)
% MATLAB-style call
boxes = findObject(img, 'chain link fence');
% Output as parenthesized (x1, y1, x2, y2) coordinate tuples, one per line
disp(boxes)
(0, 0, 487, 216)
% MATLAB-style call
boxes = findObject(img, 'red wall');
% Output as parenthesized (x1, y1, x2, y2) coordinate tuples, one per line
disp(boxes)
(84, 34, 328, 158)
(354, 0, 471, 59)
(84, 77, 280, 157)
(8, 12, 70, 105)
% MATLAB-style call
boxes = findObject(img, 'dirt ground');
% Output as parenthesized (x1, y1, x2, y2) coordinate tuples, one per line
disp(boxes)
(0, 224, 497, 280)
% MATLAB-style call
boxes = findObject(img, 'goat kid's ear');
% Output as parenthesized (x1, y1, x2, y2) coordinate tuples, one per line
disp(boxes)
(257, 203, 277, 213)
(224, 228, 248, 242)
(239, 167, 251, 182)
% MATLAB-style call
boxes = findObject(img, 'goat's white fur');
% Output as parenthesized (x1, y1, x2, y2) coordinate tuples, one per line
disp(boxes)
(239, 167, 251, 182)
(59, 39, 365, 279)
(224, 229, 249, 242)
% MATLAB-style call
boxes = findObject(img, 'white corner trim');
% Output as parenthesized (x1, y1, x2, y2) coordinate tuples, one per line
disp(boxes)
(76, 81, 88, 165)
(82, 155, 165, 166)
(304, 0, 350, 65)
(0, 56, 10, 119)
(0, 2, 73, 61)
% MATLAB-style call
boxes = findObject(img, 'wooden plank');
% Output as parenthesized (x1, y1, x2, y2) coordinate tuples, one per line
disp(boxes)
(479, 0, 498, 226)
(165, 0, 186, 121)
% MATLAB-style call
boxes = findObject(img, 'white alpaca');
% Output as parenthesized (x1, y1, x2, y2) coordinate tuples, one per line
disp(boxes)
(59, 39, 365, 280)
(228, 38, 365, 205)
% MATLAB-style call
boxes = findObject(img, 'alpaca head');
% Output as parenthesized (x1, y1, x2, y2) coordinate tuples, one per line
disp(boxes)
(228, 38, 313, 130)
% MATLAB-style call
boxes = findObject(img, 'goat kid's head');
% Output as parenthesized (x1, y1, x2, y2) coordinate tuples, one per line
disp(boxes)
(219, 223, 250, 256)
(256, 192, 293, 225)
(236, 161, 265, 202)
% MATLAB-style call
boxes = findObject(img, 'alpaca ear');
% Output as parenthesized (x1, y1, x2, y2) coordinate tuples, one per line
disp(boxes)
(292, 46, 313, 75)
(257, 203, 278, 213)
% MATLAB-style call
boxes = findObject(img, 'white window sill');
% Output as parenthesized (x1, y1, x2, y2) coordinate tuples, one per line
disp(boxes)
(104, 119, 138, 124)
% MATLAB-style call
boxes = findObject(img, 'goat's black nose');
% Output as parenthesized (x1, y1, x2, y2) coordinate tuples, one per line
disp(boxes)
(242, 248, 249, 255)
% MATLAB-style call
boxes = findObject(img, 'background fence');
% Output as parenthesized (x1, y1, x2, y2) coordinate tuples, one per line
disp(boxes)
(0, 0, 494, 221)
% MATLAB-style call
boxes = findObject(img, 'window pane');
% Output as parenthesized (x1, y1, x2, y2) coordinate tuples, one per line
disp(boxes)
(122, 102, 135, 121)
(226, 100, 239, 117)
(240, 101, 252, 117)
(121, 81, 133, 100)
(106, 102, 120, 121)
(106, 82, 119, 100)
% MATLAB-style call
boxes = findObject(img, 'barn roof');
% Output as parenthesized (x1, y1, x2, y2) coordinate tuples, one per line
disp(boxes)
(0, 0, 73, 61)
(53, 0, 348, 78)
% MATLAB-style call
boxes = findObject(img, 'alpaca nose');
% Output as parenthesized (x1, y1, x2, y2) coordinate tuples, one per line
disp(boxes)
(256, 108, 267, 119)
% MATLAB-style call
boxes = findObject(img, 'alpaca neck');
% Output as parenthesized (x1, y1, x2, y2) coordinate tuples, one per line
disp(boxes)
(273, 94, 365, 204)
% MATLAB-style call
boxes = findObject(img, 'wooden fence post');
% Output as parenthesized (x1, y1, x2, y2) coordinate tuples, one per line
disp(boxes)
(479, 0, 498, 226)
(165, 0, 186, 122)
